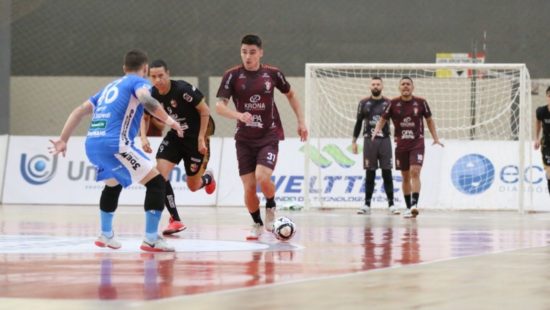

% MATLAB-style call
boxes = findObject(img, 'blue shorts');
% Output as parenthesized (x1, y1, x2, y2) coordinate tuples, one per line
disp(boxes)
(85, 141, 154, 188)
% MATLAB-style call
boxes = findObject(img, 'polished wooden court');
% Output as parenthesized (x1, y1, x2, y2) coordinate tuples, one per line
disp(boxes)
(1, 204, 550, 309)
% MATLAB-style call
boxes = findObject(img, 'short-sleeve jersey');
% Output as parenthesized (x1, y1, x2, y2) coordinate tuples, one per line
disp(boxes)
(356, 97, 391, 139)
(151, 80, 204, 138)
(382, 96, 432, 150)
(536, 105, 550, 147)
(87, 74, 151, 148)
(216, 64, 290, 141)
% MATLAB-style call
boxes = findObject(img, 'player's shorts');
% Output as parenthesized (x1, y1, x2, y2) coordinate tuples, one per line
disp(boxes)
(541, 146, 550, 166)
(363, 137, 392, 170)
(85, 142, 154, 188)
(235, 138, 279, 176)
(394, 146, 425, 171)
(156, 131, 206, 176)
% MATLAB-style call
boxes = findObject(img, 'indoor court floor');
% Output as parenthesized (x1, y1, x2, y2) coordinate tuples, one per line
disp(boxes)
(1, 204, 550, 309)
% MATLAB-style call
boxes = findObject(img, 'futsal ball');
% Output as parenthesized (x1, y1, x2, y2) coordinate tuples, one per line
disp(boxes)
(272, 216, 296, 241)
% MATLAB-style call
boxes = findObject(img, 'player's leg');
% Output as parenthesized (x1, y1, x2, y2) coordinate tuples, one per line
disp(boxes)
(395, 149, 412, 209)
(155, 134, 186, 234)
(358, 137, 376, 215)
(545, 165, 550, 195)
(408, 147, 425, 217)
(543, 147, 550, 196)
(255, 141, 279, 231)
(156, 158, 186, 235)
(96, 178, 123, 249)
(236, 140, 263, 240)
(184, 136, 215, 194)
(379, 137, 397, 214)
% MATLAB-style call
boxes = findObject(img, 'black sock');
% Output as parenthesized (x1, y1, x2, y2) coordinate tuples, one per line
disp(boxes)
(266, 196, 276, 209)
(404, 194, 411, 209)
(547, 179, 550, 195)
(164, 181, 180, 221)
(201, 173, 212, 188)
(365, 170, 376, 207)
(250, 209, 263, 225)
(381, 169, 394, 207)
(412, 192, 420, 207)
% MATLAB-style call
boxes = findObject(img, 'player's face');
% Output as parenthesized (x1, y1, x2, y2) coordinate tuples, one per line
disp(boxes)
(149, 67, 170, 91)
(241, 44, 263, 71)
(370, 79, 383, 97)
(399, 79, 414, 97)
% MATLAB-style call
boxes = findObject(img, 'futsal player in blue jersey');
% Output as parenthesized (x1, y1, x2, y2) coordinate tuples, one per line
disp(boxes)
(49, 49, 184, 252)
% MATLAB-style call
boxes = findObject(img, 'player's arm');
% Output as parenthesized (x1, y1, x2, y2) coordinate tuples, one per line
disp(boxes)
(371, 117, 387, 141)
(534, 119, 542, 150)
(140, 113, 153, 153)
(196, 99, 210, 155)
(284, 89, 308, 142)
(426, 117, 444, 147)
(136, 88, 183, 137)
(215, 97, 253, 124)
(351, 104, 363, 154)
(48, 100, 94, 157)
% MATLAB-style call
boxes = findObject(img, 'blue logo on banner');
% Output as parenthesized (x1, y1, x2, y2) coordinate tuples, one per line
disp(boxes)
(451, 154, 495, 195)
(20, 153, 58, 185)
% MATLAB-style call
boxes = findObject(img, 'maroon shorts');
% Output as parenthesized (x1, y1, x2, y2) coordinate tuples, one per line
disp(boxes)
(395, 146, 425, 171)
(235, 138, 279, 175)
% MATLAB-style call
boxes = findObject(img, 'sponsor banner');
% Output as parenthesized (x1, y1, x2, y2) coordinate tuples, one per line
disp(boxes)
(217, 138, 443, 209)
(0, 135, 8, 202)
(2, 136, 221, 205)
(440, 140, 547, 210)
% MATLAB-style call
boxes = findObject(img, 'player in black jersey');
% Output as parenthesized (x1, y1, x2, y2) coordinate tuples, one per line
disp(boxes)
(534, 86, 550, 197)
(140, 59, 216, 235)
(352, 77, 398, 215)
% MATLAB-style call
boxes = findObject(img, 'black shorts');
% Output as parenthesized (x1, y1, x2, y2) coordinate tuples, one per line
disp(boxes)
(363, 137, 392, 170)
(542, 146, 550, 166)
(156, 131, 210, 176)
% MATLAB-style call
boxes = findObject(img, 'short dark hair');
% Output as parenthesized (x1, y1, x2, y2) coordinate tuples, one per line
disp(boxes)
(150, 59, 168, 71)
(400, 76, 413, 83)
(241, 34, 262, 48)
(372, 76, 383, 82)
(124, 49, 148, 71)
(546, 86, 550, 94)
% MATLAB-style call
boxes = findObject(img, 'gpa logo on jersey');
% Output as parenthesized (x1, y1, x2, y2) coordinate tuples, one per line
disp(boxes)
(264, 81, 271, 92)
(170, 100, 177, 108)
(451, 154, 495, 195)
(20, 153, 58, 185)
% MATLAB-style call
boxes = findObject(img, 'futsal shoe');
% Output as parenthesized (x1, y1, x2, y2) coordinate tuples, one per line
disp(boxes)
(246, 223, 264, 240)
(95, 233, 122, 249)
(265, 207, 276, 232)
(403, 207, 419, 218)
(357, 206, 371, 215)
(388, 205, 401, 215)
(162, 217, 187, 235)
(204, 170, 216, 194)
(140, 236, 175, 252)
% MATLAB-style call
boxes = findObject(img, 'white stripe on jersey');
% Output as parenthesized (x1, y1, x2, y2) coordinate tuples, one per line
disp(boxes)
(118, 96, 140, 151)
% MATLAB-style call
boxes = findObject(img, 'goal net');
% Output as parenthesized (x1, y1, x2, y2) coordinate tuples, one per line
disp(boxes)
(304, 63, 533, 212)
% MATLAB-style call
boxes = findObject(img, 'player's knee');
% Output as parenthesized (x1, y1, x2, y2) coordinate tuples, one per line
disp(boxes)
(144, 174, 166, 212)
(186, 178, 202, 192)
(100, 184, 122, 213)
(256, 174, 272, 188)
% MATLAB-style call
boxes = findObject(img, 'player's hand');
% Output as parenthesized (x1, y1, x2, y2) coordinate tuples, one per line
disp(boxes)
(298, 123, 308, 142)
(433, 139, 445, 147)
(198, 136, 207, 155)
(534, 141, 541, 150)
(48, 139, 67, 157)
(239, 112, 253, 124)
(141, 137, 152, 153)
(171, 122, 184, 138)
(351, 142, 358, 154)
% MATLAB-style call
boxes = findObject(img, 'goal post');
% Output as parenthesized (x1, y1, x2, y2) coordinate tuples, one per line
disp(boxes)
(304, 63, 533, 212)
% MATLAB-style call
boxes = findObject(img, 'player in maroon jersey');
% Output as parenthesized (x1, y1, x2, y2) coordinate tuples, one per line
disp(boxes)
(534, 86, 550, 196)
(372, 77, 443, 218)
(215, 34, 308, 240)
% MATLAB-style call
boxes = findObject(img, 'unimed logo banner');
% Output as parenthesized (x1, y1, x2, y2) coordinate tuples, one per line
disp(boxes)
(2, 136, 221, 205)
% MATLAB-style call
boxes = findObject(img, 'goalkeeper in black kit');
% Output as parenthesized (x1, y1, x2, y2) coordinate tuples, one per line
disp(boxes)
(351, 77, 398, 215)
